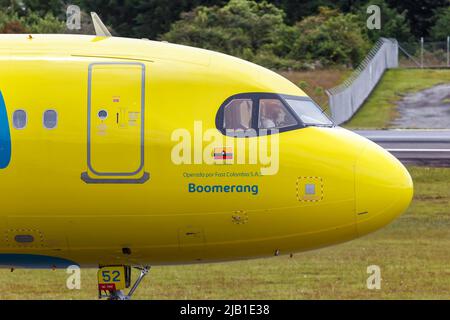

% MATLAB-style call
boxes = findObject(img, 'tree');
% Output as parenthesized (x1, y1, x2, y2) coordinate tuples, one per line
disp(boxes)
(73, 0, 226, 39)
(23, 11, 65, 33)
(290, 7, 370, 67)
(386, 0, 449, 38)
(0, 7, 64, 33)
(19, 0, 65, 17)
(357, 0, 414, 43)
(430, 7, 450, 41)
(0, 11, 26, 33)
(20, 0, 440, 40)
(134, 0, 226, 39)
(161, 0, 292, 68)
(270, 0, 366, 24)
(0, 0, 65, 17)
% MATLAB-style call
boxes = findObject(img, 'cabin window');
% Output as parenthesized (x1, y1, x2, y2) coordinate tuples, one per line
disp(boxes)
(258, 98, 298, 129)
(43, 110, 58, 129)
(12, 110, 27, 129)
(223, 99, 253, 131)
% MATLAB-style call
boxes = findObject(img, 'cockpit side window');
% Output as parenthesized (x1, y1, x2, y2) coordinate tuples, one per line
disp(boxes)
(258, 98, 298, 129)
(223, 98, 253, 131)
(282, 96, 333, 126)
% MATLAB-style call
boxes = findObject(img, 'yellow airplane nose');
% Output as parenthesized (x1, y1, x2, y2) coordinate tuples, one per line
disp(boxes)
(355, 142, 414, 237)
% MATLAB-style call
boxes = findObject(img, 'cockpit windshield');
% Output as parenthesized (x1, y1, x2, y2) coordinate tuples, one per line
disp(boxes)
(217, 93, 334, 137)
(282, 95, 333, 127)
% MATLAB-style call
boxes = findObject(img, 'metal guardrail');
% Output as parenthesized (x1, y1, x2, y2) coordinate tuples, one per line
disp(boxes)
(355, 130, 450, 166)
(327, 38, 399, 125)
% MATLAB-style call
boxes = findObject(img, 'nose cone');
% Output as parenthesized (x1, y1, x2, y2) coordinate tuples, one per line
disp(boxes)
(355, 142, 413, 237)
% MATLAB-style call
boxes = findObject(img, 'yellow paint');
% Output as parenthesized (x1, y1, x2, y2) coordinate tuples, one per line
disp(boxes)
(88, 63, 144, 178)
(97, 266, 127, 291)
(0, 34, 413, 268)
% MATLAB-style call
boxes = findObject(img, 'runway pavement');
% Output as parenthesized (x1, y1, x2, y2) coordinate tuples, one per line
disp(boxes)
(354, 130, 450, 166)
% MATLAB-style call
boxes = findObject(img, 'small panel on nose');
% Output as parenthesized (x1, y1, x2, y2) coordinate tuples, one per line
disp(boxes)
(305, 184, 316, 195)
(296, 177, 323, 202)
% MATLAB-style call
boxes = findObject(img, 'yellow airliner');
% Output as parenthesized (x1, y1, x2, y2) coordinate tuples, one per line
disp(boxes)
(0, 24, 413, 298)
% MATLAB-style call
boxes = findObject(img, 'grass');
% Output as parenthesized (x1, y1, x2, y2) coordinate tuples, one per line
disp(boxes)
(344, 69, 450, 129)
(280, 69, 351, 108)
(0, 167, 449, 300)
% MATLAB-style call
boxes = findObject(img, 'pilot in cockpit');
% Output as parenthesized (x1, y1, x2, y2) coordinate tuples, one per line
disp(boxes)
(260, 99, 290, 129)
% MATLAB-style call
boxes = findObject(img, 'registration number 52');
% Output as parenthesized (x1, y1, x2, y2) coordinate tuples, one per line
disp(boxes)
(97, 266, 127, 291)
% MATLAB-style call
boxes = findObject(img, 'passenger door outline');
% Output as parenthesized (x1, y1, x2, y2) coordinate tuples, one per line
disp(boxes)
(82, 62, 149, 184)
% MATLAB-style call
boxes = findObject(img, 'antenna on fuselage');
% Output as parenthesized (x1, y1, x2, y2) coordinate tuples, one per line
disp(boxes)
(90, 12, 112, 37)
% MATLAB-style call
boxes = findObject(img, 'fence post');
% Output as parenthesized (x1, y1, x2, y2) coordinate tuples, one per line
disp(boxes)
(420, 37, 424, 68)
(447, 36, 449, 67)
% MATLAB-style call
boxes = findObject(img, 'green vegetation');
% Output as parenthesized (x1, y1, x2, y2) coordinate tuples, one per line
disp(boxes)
(162, 3, 370, 69)
(344, 69, 450, 129)
(160, 0, 421, 69)
(0, 166, 448, 300)
(162, 0, 300, 69)
(2, 0, 449, 70)
(0, 10, 64, 33)
(356, 0, 413, 43)
(431, 6, 450, 41)
(288, 7, 370, 68)
(73, 0, 449, 41)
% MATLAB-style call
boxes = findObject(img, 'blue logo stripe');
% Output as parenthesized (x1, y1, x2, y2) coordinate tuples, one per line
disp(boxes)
(0, 254, 78, 269)
(0, 91, 11, 169)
